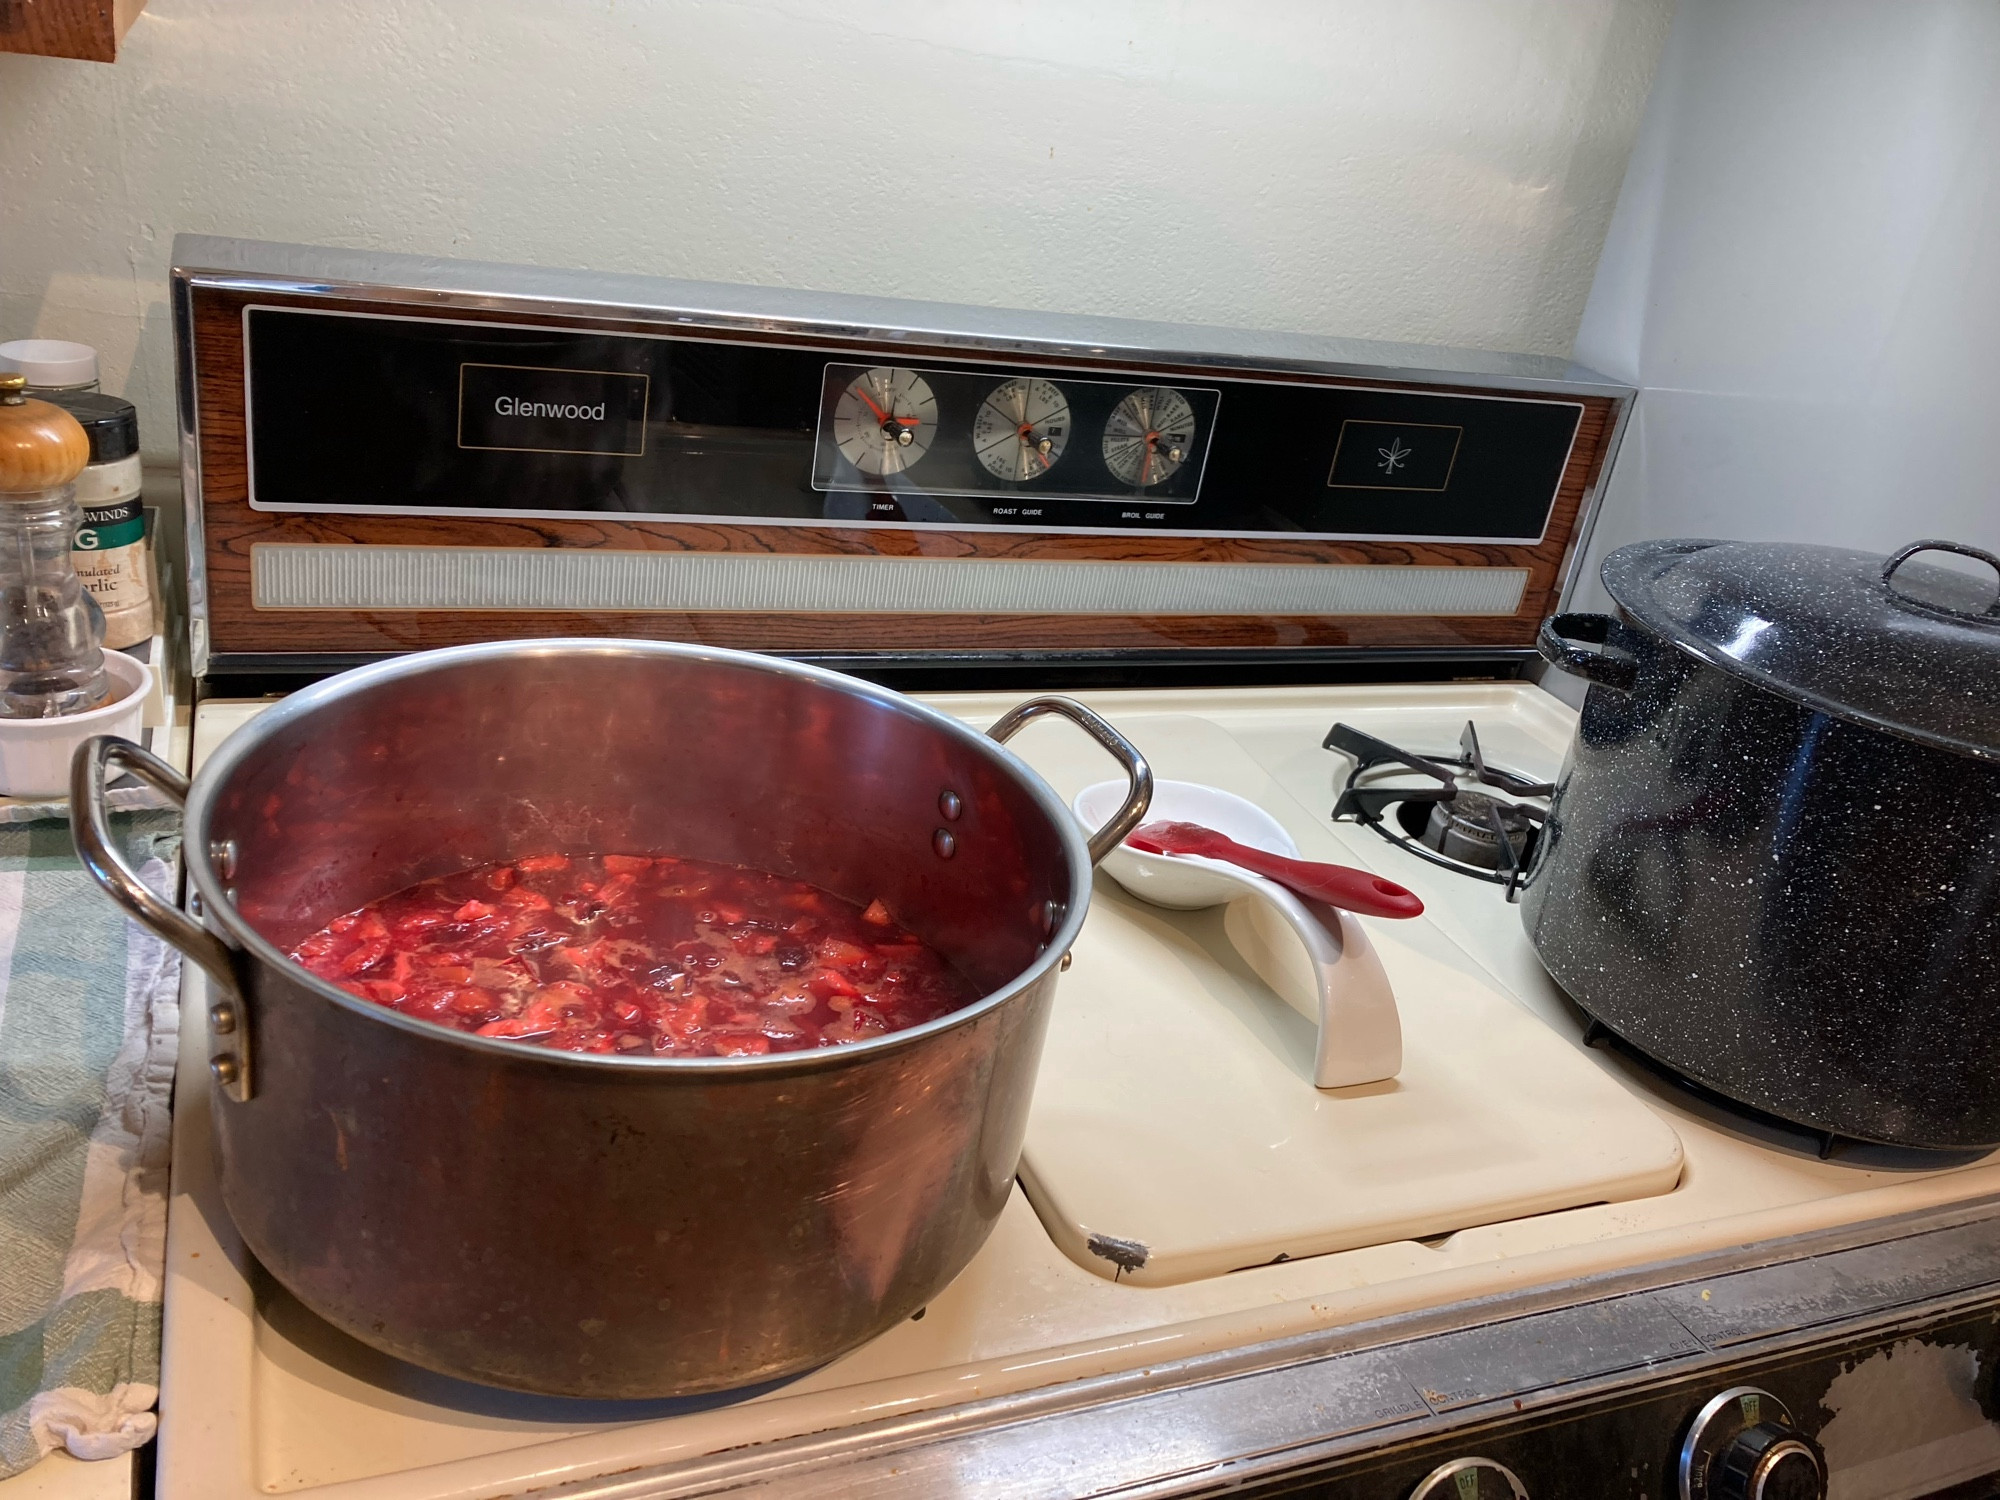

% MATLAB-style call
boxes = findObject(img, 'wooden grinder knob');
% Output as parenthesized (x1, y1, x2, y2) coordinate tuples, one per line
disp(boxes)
(0, 373, 91, 493)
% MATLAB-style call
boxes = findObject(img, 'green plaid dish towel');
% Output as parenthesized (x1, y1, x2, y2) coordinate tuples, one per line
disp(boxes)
(0, 812, 180, 1477)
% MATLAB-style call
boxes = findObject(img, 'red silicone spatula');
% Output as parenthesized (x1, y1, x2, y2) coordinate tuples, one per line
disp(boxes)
(1125, 820, 1425, 919)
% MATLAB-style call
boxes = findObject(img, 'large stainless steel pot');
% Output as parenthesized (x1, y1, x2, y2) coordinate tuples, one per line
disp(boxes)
(72, 640, 1149, 1397)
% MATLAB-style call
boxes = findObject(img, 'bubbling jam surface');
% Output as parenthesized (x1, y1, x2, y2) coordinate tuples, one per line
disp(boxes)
(288, 853, 979, 1057)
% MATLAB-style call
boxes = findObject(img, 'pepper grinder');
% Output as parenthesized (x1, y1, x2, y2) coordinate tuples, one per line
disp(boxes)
(0, 373, 108, 717)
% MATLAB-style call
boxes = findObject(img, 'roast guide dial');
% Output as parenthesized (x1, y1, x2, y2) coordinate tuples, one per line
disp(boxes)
(972, 377, 1071, 482)
(1102, 385, 1198, 488)
(832, 366, 938, 476)
(1679, 1386, 1824, 1500)
(1408, 1456, 1530, 1499)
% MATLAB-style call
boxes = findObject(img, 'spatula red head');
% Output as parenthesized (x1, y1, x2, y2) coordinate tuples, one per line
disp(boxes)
(1125, 819, 1423, 919)
(1126, 820, 1231, 857)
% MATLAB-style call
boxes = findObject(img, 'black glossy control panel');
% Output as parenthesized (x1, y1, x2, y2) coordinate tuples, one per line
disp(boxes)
(245, 307, 1582, 542)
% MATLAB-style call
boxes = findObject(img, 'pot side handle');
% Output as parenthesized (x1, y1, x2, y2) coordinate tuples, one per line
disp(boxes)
(71, 735, 253, 1103)
(1538, 612, 1641, 693)
(988, 697, 1153, 864)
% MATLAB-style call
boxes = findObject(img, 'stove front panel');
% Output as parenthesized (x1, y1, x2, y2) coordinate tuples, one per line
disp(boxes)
(173, 240, 1630, 671)
(241, 307, 1580, 544)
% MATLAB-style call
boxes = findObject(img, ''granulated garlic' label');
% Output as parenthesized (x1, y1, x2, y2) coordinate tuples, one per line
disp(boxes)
(74, 496, 154, 648)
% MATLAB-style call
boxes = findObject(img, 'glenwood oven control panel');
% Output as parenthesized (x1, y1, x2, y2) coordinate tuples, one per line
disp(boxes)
(174, 237, 1632, 673)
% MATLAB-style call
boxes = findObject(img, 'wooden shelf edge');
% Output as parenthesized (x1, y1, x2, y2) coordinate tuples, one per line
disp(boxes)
(0, 0, 149, 63)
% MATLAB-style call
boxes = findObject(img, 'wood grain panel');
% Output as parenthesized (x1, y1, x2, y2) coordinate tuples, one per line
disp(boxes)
(187, 286, 1621, 660)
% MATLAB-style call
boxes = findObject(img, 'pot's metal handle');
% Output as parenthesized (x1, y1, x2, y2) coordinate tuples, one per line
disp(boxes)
(71, 735, 253, 1102)
(1882, 539, 2000, 619)
(988, 696, 1153, 864)
(1537, 613, 1641, 693)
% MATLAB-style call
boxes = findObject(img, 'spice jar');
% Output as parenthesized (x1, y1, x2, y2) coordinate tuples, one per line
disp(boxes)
(50, 393, 153, 651)
(0, 340, 99, 396)
(0, 373, 108, 717)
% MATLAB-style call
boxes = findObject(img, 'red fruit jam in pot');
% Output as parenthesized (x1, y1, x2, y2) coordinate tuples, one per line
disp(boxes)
(287, 854, 980, 1057)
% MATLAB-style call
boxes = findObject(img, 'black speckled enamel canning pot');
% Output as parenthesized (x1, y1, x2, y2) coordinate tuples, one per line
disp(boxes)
(1523, 538, 2000, 1149)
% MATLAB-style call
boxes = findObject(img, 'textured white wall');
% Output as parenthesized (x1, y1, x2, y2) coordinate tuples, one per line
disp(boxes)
(1571, 0, 2000, 613)
(1, 0, 1671, 461)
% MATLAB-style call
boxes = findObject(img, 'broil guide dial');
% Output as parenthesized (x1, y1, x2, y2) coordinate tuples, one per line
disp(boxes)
(1679, 1387, 1825, 1500)
(1409, 1456, 1529, 1499)
(1102, 386, 1197, 488)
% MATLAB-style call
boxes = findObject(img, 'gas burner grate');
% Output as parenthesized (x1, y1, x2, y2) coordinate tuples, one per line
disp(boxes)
(1324, 721, 1553, 896)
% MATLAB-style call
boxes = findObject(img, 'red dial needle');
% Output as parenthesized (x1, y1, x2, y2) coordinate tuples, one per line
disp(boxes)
(1140, 431, 1159, 485)
(853, 384, 922, 431)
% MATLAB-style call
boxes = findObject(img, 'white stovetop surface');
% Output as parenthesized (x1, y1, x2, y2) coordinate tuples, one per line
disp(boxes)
(158, 681, 2000, 1500)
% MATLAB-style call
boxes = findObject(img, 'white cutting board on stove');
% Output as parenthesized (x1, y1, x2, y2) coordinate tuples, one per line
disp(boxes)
(1001, 712, 1685, 1287)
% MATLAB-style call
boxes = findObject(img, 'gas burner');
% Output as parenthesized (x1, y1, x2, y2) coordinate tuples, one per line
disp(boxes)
(1407, 790, 1538, 870)
(1324, 721, 1553, 895)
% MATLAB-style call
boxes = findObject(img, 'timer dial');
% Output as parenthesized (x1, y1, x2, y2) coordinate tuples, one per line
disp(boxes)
(973, 378, 1071, 482)
(1103, 386, 1198, 488)
(832, 367, 938, 477)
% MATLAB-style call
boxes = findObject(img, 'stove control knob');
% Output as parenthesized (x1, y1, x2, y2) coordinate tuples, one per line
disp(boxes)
(1410, 1456, 1529, 1499)
(1680, 1387, 1825, 1500)
(1715, 1423, 1823, 1500)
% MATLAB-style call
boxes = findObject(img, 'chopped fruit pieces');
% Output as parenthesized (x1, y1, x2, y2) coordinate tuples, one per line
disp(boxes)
(289, 856, 973, 1057)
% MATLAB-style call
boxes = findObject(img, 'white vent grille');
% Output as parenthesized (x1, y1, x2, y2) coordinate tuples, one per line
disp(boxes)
(251, 545, 1529, 618)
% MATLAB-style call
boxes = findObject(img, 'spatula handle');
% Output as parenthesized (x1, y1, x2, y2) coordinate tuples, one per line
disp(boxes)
(1223, 843, 1423, 918)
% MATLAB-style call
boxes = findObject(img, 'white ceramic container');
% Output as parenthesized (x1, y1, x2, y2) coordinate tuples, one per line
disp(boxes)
(1072, 777, 1402, 1088)
(0, 649, 151, 798)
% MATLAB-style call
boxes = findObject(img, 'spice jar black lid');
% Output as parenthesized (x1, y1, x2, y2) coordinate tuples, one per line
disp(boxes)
(45, 392, 138, 465)
(1602, 537, 2000, 763)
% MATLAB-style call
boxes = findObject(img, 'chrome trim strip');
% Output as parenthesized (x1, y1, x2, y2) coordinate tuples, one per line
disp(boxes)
(173, 235, 1636, 400)
(534, 1195, 2000, 1497)
(170, 264, 211, 678)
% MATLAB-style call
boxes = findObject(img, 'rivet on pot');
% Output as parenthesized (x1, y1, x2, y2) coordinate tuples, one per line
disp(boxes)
(1041, 899, 1064, 936)
(932, 828, 956, 860)
(1060, 950, 1073, 971)
(210, 1003, 237, 1035)
(210, 838, 239, 881)
(938, 790, 963, 821)
(187, 889, 204, 917)
(210, 1055, 240, 1086)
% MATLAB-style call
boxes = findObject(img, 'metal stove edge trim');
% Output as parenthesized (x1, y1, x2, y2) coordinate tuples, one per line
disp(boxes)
(534, 1192, 2000, 1498)
(168, 236, 1638, 400)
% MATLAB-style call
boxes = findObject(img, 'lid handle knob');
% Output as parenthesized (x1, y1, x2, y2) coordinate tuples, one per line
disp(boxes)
(1882, 539, 2000, 620)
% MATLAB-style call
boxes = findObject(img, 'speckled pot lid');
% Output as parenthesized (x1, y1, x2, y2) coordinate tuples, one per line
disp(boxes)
(1601, 537, 2000, 764)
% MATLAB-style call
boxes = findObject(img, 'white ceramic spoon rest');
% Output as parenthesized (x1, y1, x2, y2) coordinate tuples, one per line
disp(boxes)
(1073, 778, 1403, 1088)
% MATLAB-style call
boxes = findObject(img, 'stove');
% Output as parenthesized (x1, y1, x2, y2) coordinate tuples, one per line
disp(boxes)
(153, 683, 2000, 1500)
(148, 239, 2000, 1500)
